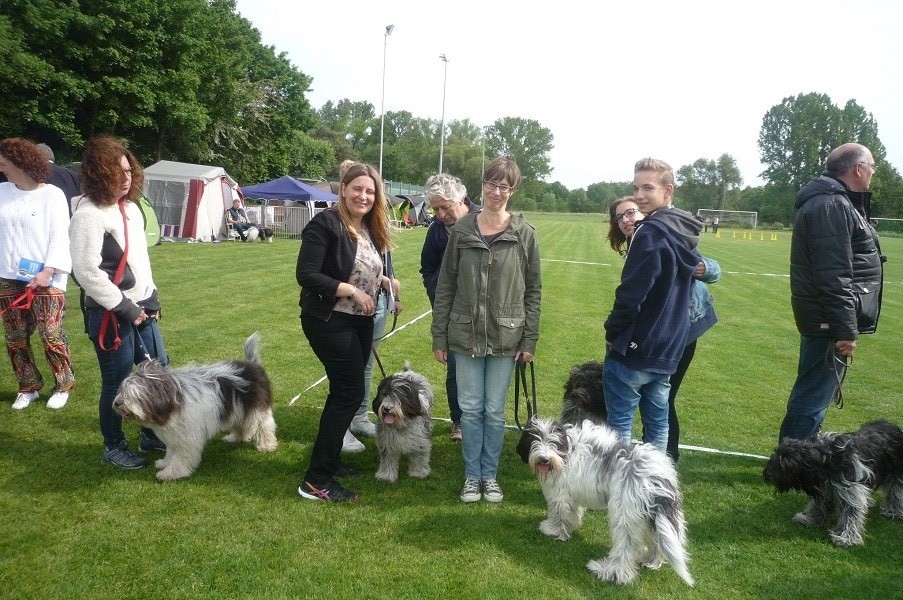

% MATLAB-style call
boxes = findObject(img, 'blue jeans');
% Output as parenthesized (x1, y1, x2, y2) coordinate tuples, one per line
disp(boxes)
(454, 353, 516, 480)
(86, 307, 168, 448)
(358, 291, 388, 417)
(779, 335, 843, 442)
(603, 355, 670, 453)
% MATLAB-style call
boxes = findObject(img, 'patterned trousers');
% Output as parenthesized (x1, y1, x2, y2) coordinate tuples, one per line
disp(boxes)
(0, 278, 76, 394)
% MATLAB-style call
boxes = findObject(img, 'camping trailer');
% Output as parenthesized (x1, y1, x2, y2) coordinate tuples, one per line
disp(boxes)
(143, 160, 242, 241)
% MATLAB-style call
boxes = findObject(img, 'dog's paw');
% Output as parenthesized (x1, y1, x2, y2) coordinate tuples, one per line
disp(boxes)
(792, 512, 820, 528)
(221, 433, 240, 444)
(155, 458, 169, 469)
(156, 466, 191, 482)
(829, 529, 864, 547)
(587, 558, 637, 585)
(880, 506, 903, 520)
(539, 519, 570, 541)
(375, 471, 398, 483)
(408, 467, 430, 479)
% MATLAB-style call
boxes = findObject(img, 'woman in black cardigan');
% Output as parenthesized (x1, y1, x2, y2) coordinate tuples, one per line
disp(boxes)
(296, 162, 393, 502)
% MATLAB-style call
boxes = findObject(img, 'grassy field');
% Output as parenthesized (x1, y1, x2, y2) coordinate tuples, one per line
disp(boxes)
(1, 213, 901, 599)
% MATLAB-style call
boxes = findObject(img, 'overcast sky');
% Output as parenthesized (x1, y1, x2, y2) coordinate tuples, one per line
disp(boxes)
(234, 0, 901, 190)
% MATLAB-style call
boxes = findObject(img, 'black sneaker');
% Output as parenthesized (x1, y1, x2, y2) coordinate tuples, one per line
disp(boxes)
(298, 479, 360, 502)
(138, 431, 167, 452)
(335, 464, 362, 478)
(102, 440, 149, 470)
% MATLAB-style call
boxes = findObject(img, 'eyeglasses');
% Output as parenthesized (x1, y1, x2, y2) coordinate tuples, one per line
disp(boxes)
(859, 161, 877, 172)
(615, 208, 640, 223)
(483, 181, 513, 194)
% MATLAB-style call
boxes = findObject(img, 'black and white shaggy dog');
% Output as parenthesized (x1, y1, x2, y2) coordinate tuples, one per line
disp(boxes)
(372, 362, 434, 483)
(763, 419, 903, 547)
(113, 332, 277, 481)
(516, 418, 694, 586)
(560, 361, 606, 426)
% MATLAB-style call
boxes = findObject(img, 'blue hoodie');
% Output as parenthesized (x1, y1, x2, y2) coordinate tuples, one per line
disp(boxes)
(604, 207, 702, 374)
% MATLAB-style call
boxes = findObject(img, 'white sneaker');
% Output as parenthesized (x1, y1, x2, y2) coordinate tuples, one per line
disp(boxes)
(46, 391, 69, 409)
(12, 391, 39, 410)
(349, 414, 377, 437)
(341, 430, 365, 453)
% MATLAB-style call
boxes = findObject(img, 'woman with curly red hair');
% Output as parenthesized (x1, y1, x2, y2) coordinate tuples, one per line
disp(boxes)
(0, 137, 76, 409)
(69, 135, 167, 469)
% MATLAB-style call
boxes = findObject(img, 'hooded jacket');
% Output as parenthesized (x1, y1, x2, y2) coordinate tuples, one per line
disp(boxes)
(604, 206, 702, 374)
(431, 212, 541, 358)
(790, 175, 883, 339)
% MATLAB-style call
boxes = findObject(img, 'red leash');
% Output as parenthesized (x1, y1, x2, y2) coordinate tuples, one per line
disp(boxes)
(98, 199, 130, 351)
(0, 288, 35, 317)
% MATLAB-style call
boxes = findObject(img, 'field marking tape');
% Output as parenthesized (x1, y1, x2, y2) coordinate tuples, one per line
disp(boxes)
(289, 310, 433, 405)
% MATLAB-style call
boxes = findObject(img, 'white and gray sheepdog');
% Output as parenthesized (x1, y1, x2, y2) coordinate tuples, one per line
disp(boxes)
(516, 418, 694, 586)
(763, 419, 903, 547)
(372, 362, 434, 483)
(113, 332, 277, 481)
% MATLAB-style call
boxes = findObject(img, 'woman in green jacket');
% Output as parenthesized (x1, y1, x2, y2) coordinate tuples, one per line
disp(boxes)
(431, 157, 542, 503)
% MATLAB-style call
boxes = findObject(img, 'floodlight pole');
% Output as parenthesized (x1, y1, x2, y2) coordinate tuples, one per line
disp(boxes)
(379, 24, 394, 177)
(438, 54, 448, 174)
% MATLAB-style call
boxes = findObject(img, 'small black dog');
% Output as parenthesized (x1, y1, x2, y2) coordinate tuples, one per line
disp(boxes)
(560, 361, 606, 426)
(763, 419, 903, 546)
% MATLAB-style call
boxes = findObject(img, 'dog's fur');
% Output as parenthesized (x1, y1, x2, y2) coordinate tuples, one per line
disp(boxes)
(113, 332, 277, 481)
(763, 419, 903, 547)
(372, 362, 434, 483)
(516, 418, 693, 586)
(560, 361, 607, 426)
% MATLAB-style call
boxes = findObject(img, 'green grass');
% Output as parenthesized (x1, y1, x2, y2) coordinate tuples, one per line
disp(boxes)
(1, 214, 901, 599)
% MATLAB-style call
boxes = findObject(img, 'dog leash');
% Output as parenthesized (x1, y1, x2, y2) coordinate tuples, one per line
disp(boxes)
(0, 288, 35, 317)
(514, 359, 537, 431)
(372, 347, 387, 380)
(827, 344, 852, 409)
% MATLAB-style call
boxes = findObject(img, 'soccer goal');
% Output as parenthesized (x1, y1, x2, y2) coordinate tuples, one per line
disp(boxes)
(696, 209, 758, 230)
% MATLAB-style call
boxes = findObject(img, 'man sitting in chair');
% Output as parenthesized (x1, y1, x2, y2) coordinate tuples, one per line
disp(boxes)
(227, 199, 253, 241)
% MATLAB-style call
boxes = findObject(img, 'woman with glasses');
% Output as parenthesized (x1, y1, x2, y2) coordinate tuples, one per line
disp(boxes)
(606, 197, 719, 462)
(0, 137, 76, 410)
(70, 135, 168, 470)
(431, 157, 542, 503)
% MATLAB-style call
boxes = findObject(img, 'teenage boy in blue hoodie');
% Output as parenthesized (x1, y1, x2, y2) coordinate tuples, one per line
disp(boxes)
(603, 158, 702, 454)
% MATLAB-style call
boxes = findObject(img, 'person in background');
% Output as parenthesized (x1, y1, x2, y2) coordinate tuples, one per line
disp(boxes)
(296, 162, 394, 502)
(603, 159, 702, 455)
(36, 143, 81, 216)
(779, 143, 884, 442)
(420, 173, 479, 442)
(0, 137, 76, 410)
(227, 199, 253, 241)
(607, 196, 719, 462)
(432, 157, 542, 503)
(69, 135, 168, 469)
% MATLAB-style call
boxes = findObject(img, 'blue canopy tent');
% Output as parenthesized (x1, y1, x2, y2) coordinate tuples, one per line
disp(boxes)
(241, 176, 338, 237)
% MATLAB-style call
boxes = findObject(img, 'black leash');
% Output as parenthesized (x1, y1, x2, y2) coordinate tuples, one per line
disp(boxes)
(372, 347, 387, 380)
(514, 359, 537, 431)
(827, 344, 852, 409)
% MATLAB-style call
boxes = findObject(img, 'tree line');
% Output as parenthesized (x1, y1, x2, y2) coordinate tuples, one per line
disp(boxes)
(2, 2, 901, 224)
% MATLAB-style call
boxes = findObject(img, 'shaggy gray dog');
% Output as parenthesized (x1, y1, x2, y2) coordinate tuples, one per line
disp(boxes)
(372, 362, 434, 483)
(763, 419, 903, 547)
(113, 333, 277, 481)
(560, 361, 606, 426)
(516, 418, 693, 586)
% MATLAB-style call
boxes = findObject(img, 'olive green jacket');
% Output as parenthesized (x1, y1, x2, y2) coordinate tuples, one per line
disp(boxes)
(431, 213, 541, 357)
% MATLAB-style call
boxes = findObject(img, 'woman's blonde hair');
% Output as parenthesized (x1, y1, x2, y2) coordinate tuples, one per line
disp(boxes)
(336, 162, 393, 252)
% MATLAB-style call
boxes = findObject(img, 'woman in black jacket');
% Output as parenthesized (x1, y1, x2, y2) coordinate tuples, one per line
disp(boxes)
(296, 162, 393, 502)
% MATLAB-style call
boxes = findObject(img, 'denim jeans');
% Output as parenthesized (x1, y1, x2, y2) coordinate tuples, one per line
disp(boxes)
(603, 355, 670, 453)
(779, 335, 843, 442)
(453, 352, 516, 480)
(446, 350, 462, 424)
(358, 291, 388, 417)
(86, 307, 168, 448)
(301, 311, 373, 484)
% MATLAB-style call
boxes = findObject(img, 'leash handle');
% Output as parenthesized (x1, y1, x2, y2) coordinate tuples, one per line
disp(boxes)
(514, 359, 537, 430)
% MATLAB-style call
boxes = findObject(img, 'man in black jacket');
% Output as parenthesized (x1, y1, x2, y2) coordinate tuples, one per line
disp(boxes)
(779, 143, 884, 442)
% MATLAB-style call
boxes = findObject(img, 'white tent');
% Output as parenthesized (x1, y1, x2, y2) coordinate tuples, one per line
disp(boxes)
(143, 160, 242, 241)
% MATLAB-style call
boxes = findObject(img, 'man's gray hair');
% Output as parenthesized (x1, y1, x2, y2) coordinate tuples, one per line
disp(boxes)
(425, 173, 466, 203)
(826, 144, 870, 177)
(36, 143, 54, 162)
